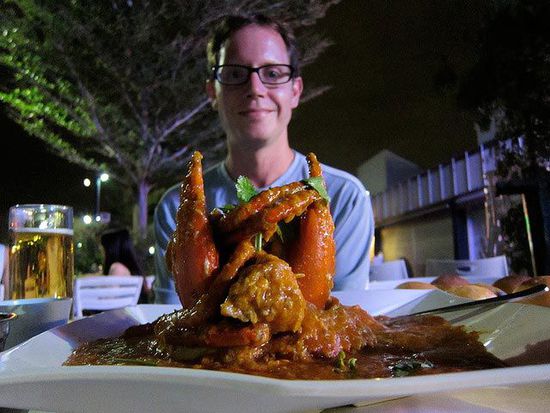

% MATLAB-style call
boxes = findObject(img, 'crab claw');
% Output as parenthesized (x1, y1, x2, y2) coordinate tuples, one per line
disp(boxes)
(286, 153, 336, 309)
(166, 151, 219, 308)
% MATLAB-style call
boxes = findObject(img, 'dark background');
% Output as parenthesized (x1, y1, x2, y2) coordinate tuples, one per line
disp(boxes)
(0, 0, 487, 242)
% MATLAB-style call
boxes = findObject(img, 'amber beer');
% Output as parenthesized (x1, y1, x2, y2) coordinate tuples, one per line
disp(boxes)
(8, 205, 74, 300)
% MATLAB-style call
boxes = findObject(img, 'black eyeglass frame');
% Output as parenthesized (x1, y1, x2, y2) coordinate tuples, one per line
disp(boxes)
(211, 64, 296, 86)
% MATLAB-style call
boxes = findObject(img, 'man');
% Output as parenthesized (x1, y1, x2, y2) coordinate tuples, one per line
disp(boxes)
(154, 14, 374, 304)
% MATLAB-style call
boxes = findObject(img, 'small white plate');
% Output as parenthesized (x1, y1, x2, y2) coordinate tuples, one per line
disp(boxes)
(0, 291, 549, 413)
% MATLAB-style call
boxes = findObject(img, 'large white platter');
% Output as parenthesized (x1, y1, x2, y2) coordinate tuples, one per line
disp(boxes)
(1, 290, 550, 413)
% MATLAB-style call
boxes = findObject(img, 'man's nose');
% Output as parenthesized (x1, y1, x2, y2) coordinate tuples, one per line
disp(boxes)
(246, 72, 267, 95)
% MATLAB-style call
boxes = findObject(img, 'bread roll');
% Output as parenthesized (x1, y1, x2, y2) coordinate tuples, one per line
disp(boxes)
(471, 283, 505, 296)
(493, 275, 531, 294)
(431, 274, 469, 290)
(445, 284, 497, 300)
(514, 276, 550, 307)
(396, 281, 437, 290)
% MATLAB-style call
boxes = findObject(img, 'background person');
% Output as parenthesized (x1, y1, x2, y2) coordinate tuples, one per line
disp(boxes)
(154, 13, 374, 304)
(100, 228, 149, 302)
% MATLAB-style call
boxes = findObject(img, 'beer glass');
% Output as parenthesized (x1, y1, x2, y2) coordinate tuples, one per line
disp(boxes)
(8, 204, 74, 299)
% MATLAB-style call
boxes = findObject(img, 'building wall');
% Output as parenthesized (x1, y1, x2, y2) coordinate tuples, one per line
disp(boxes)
(357, 149, 422, 195)
(379, 211, 454, 276)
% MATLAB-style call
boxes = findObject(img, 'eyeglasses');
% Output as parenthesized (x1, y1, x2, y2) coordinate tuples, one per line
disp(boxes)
(212, 64, 295, 86)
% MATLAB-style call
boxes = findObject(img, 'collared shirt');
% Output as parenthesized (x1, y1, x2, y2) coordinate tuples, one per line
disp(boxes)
(153, 151, 374, 304)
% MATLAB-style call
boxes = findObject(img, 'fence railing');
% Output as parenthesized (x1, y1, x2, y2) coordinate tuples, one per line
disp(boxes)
(371, 138, 521, 225)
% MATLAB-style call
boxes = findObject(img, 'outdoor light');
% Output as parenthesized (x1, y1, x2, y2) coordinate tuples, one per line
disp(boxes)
(83, 215, 92, 224)
(148, 246, 155, 255)
(76, 242, 83, 248)
(83, 172, 110, 219)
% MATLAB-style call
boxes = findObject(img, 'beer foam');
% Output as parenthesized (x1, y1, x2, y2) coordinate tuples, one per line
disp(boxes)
(11, 228, 74, 236)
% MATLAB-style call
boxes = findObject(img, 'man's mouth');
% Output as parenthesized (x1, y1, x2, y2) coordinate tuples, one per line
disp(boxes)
(239, 108, 274, 117)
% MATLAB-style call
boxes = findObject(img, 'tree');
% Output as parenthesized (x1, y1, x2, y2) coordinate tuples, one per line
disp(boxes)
(458, 0, 550, 274)
(0, 0, 341, 238)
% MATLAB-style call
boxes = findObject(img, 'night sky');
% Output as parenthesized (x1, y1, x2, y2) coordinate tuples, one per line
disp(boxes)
(0, 0, 488, 242)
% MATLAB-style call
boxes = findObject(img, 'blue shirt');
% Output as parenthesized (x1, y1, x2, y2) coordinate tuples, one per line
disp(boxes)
(153, 151, 374, 304)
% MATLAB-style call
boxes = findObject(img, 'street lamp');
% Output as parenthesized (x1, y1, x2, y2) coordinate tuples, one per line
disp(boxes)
(83, 172, 109, 221)
(95, 173, 110, 218)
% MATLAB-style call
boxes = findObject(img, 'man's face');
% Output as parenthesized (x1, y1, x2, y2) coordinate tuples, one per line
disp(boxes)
(206, 25, 303, 149)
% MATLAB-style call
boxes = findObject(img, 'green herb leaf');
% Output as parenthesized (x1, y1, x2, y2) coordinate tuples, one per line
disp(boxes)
(236, 176, 258, 204)
(254, 233, 263, 251)
(303, 176, 330, 203)
(391, 359, 434, 377)
(335, 350, 346, 370)
(219, 204, 236, 213)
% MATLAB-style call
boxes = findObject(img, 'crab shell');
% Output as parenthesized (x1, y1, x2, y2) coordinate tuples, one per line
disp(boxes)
(166, 151, 336, 310)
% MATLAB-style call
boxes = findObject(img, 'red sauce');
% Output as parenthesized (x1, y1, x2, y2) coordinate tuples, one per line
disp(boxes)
(64, 313, 506, 380)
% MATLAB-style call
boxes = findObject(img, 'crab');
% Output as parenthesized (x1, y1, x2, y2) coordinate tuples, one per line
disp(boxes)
(166, 151, 336, 311)
(149, 151, 380, 361)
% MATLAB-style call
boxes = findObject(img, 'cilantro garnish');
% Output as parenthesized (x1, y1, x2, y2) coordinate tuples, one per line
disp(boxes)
(302, 176, 330, 203)
(334, 351, 358, 373)
(254, 232, 263, 251)
(391, 359, 434, 377)
(236, 176, 258, 204)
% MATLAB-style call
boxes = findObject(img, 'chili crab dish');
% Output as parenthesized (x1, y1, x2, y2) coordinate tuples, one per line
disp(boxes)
(65, 152, 506, 379)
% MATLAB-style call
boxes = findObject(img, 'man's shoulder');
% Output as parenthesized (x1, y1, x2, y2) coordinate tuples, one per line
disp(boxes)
(320, 162, 367, 198)
(158, 161, 225, 204)
(203, 161, 226, 185)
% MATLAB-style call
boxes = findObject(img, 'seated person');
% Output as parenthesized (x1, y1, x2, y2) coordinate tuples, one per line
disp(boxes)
(153, 13, 374, 304)
(100, 228, 150, 302)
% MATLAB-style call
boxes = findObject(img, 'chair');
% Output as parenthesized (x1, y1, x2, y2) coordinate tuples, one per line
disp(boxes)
(73, 275, 144, 318)
(0, 283, 4, 301)
(425, 255, 509, 278)
(369, 259, 409, 282)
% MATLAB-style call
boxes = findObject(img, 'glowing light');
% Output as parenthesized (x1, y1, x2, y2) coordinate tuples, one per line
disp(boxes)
(83, 178, 91, 187)
(100, 173, 109, 182)
(83, 215, 92, 224)
(148, 246, 155, 255)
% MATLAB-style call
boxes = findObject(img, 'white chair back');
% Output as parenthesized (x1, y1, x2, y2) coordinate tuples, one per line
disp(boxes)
(73, 275, 143, 318)
(370, 259, 409, 282)
(425, 255, 509, 278)
(0, 283, 4, 301)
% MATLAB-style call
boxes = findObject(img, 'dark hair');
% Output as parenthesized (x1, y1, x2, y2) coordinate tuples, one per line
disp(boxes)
(206, 13, 300, 77)
(100, 228, 143, 275)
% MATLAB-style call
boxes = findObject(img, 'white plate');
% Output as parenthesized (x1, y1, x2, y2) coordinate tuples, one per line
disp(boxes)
(1, 291, 550, 413)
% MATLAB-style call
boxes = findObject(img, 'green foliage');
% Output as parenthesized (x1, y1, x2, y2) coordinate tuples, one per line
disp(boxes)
(499, 203, 531, 274)
(0, 0, 342, 237)
(132, 223, 156, 275)
(458, 0, 550, 168)
(458, 0, 550, 273)
(73, 219, 106, 275)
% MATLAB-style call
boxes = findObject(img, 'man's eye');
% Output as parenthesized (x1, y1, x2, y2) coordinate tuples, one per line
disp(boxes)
(263, 67, 286, 79)
(228, 69, 244, 78)
(266, 70, 282, 79)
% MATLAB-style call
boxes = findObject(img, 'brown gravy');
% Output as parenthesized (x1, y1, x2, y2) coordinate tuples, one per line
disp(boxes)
(65, 314, 506, 380)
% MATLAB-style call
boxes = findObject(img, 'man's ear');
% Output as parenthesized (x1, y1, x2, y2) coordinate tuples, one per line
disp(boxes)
(206, 80, 218, 109)
(290, 76, 303, 109)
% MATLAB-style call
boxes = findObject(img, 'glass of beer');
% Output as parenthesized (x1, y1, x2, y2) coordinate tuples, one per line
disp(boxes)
(8, 204, 74, 300)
